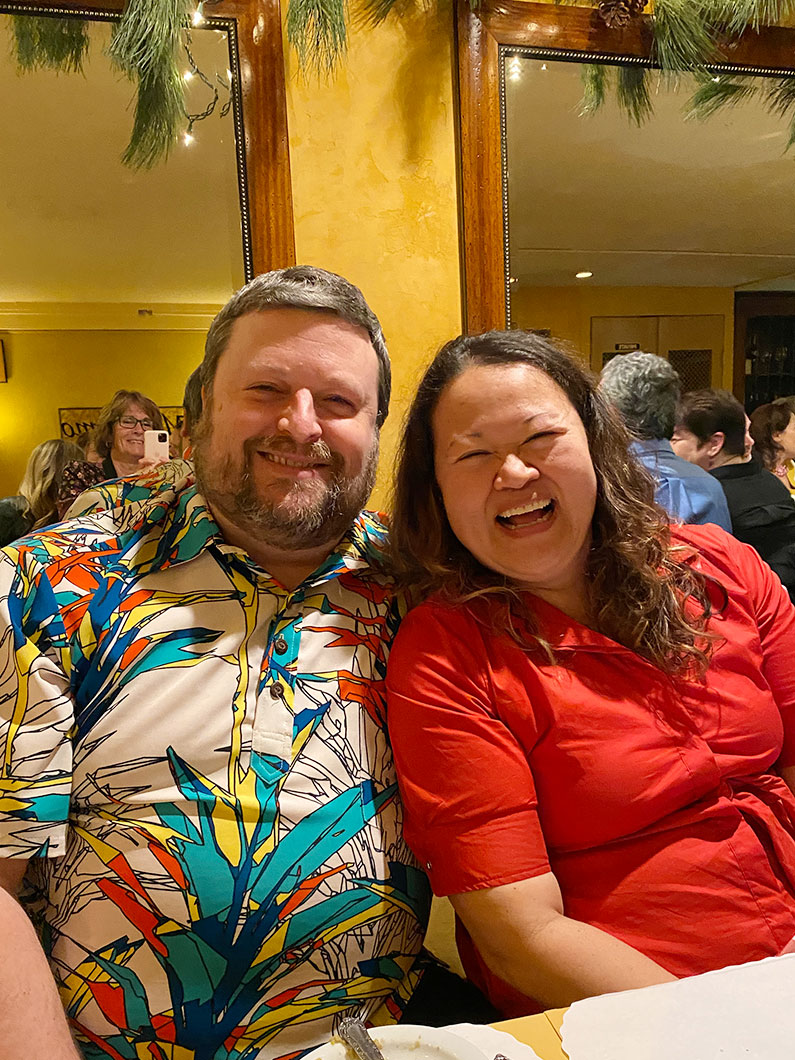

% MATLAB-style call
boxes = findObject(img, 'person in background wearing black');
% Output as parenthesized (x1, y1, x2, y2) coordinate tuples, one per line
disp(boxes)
(672, 389, 795, 576)
(0, 439, 82, 547)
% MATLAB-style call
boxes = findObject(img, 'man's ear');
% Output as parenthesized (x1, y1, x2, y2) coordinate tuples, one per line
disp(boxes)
(706, 432, 726, 460)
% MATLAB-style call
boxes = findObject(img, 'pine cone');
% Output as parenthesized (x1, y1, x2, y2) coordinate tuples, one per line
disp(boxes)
(598, 0, 633, 29)
(628, 0, 648, 14)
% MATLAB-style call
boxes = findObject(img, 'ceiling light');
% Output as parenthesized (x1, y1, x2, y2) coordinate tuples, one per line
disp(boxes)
(509, 277, 518, 284)
(575, 271, 593, 279)
(541, 63, 548, 71)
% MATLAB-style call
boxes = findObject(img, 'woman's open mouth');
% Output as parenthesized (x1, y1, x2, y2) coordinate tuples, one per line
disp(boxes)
(496, 498, 555, 529)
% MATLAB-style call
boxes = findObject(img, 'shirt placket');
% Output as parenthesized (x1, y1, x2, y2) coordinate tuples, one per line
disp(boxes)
(252, 589, 303, 767)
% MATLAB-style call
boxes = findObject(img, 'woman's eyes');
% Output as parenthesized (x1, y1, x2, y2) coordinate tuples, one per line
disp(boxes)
(457, 432, 557, 462)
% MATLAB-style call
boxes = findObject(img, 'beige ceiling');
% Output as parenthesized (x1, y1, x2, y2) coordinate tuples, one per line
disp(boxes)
(506, 57, 795, 289)
(0, 16, 245, 305)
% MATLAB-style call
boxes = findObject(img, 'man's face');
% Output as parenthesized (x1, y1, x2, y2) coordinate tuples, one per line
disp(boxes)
(193, 308, 380, 552)
(671, 425, 713, 469)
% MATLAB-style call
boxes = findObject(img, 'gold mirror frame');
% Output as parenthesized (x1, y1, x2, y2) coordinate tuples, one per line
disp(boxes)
(457, 0, 795, 338)
(2, 0, 295, 278)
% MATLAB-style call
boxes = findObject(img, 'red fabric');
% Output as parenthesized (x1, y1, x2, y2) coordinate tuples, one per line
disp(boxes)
(386, 524, 795, 1017)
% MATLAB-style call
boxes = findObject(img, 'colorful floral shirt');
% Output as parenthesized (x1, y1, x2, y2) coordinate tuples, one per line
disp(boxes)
(0, 481, 429, 1060)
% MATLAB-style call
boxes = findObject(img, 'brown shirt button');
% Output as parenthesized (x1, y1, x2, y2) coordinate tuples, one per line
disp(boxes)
(274, 636, 289, 655)
(269, 682, 285, 699)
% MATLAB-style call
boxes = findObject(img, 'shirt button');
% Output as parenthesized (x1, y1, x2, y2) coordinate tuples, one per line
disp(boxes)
(274, 636, 289, 655)
(269, 682, 285, 699)
(426, 861, 432, 870)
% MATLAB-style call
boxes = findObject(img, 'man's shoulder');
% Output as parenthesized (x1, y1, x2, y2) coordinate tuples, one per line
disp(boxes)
(2, 479, 212, 581)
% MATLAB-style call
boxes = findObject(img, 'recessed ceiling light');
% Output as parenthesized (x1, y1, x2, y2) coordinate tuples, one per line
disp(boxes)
(575, 271, 593, 279)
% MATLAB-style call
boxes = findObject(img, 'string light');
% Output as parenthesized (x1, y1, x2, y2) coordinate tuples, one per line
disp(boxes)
(183, 130, 195, 146)
(191, 3, 205, 26)
(508, 56, 522, 82)
(183, 70, 194, 82)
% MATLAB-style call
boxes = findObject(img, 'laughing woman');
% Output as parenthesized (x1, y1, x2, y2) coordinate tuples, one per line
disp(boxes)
(386, 331, 795, 1018)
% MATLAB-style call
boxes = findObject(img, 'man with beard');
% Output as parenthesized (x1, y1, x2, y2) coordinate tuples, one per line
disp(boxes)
(0, 268, 430, 1060)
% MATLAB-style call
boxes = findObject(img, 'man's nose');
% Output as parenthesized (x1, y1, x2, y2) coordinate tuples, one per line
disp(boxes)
(494, 452, 540, 489)
(276, 389, 322, 443)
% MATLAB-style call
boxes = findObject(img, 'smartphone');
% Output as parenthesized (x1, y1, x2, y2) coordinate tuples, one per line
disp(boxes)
(144, 429, 170, 463)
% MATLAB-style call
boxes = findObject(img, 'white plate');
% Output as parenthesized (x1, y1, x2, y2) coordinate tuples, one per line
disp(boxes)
(303, 1023, 492, 1060)
(446, 1022, 545, 1060)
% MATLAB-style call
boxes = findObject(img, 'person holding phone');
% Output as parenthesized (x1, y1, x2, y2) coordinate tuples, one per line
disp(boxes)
(92, 388, 166, 478)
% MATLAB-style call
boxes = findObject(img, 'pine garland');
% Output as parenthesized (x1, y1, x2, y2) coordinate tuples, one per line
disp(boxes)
(616, 65, 652, 124)
(12, 15, 88, 73)
(286, 0, 348, 74)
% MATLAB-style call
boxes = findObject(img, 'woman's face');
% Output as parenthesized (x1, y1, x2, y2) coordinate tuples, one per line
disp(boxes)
(111, 402, 153, 463)
(432, 362, 598, 602)
(773, 412, 795, 463)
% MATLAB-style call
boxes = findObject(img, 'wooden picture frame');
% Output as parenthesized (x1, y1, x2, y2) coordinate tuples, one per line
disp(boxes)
(456, 0, 795, 334)
(1, 0, 295, 277)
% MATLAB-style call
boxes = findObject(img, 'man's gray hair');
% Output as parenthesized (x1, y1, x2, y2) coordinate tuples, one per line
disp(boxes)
(600, 352, 681, 441)
(200, 265, 391, 427)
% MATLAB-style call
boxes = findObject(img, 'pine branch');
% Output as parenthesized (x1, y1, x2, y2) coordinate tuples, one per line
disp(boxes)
(122, 62, 184, 170)
(703, 0, 795, 35)
(11, 15, 88, 73)
(109, 0, 188, 78)
(651, 0, 716, 72)
(685, 73, 759, 120)
(616, 65, 652, 124)
(287, 0, 348, 75)
(764, 76, 795, 148)
(579, 63, 610, 116)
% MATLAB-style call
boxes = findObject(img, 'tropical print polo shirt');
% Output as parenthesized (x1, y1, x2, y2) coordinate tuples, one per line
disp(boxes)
(0, 479, 429, 1060)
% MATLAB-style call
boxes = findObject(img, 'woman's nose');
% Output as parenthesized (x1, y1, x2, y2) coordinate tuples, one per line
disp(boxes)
(276, 389, 322, 442)
(494, 452, 539, 489)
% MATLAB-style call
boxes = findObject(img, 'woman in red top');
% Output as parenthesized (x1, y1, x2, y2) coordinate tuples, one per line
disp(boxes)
(386, 330, 795, 1017)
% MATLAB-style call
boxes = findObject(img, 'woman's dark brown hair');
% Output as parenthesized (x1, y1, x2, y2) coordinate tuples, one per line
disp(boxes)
(390, 330, 717, 675)
(750, 398, 795, 471)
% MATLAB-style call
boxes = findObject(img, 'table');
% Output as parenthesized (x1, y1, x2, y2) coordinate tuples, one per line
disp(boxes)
(494, 1009, 568, 1060)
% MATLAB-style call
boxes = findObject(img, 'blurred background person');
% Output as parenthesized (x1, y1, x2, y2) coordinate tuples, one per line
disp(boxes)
(73, 429, 103, 467)
(93, 389, 164, 479)
(750, 397, 795, 496)
(0, 438, 82, 547)
(600, 352, 730, 530)
(673, 389, 795, 570)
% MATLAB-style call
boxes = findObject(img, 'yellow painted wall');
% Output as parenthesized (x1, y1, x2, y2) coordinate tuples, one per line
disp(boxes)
(284, 0, 462, 508)
(0, 323, 209, 496)
(511, 285, 736, 387)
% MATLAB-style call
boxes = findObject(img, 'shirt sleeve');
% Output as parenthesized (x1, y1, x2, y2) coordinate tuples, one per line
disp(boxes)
(0, 548, 73, 858)
(740, 545, 795, 769)
(386, 601, 550, 896)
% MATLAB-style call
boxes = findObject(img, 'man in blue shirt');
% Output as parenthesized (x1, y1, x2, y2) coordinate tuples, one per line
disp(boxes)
(600, 352, 731, 530)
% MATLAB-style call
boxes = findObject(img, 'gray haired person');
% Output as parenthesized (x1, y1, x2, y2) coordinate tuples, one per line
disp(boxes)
(600, 351, 731, 530)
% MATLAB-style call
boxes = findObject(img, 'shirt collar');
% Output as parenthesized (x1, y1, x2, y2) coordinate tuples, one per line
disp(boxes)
(629, 438, 674, 457)
(114, 481, 389, 587)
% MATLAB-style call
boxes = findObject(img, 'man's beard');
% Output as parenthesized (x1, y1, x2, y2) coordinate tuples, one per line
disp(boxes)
(193, 425, 378, 552)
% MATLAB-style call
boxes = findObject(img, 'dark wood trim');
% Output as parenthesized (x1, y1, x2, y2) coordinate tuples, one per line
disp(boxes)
(456, 0, 505, 332)
(457, 0, 795, 335)
(2, 0, 295, 276)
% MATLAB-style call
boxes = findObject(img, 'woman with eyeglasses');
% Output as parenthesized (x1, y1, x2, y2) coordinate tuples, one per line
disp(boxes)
(92, 389, 165, 479)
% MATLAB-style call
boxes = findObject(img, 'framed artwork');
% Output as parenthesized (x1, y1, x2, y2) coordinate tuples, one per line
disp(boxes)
(0, 338, 6, 382)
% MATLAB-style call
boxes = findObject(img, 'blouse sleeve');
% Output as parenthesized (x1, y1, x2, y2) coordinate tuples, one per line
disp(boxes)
(386, 601, 550, 896)
(742, 544, 795, 768)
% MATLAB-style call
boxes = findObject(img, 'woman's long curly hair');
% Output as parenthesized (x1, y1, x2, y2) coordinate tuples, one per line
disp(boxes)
(389, 331, 719, 676)
(750, 398, 795, 471)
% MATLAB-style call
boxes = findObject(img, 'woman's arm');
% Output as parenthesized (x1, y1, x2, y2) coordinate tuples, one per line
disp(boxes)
(453, 871, 676, 1009)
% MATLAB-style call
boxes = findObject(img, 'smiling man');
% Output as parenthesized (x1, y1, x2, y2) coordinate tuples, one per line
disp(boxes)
(0, 267, 430, 1060)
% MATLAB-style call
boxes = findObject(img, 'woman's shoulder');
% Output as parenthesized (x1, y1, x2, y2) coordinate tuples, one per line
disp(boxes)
(669, 521, 775, 586)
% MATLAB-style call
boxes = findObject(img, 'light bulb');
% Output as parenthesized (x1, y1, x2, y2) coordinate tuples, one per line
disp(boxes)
(183, 71, 194, 82)
(183, 131, 195, 146)
(575, 271, 593, 279)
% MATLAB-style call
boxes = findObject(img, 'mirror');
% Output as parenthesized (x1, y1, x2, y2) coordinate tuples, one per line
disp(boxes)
(457, 0, 795, 403)
(0, 0, 294, 496)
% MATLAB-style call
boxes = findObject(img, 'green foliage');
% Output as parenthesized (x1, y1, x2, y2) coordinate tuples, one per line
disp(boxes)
(616, 65, 652, 124)
(287, 0, 348, 74)
(765, 75, 795, 147)
(109, 0, 188, 79)
(651, 0, 715, 72)
(11, 15, 88, 74)
(703, 0, 795, 34)
(686, 72, 759, 120)
(121, 58, 185, 170)
(579, 63, 609, 116)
